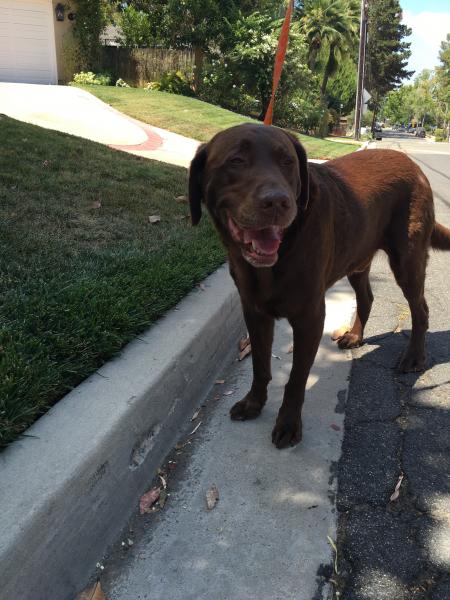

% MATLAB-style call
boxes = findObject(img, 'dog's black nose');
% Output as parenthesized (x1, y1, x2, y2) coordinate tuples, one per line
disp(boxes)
(260, 190, 292, 212)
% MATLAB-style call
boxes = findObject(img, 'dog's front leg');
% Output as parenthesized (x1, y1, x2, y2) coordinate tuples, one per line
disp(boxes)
(272, 302, 325, 449)
(230, 305, 274, 421)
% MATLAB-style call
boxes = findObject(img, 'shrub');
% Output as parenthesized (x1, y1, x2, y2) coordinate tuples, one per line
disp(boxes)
(274, 95, 325, 134)
(71, 71, 111, 86)
(198, 58, 250, 113)
(434, 128, 447, 141)
(146, 71, 193, 96)
(116, 78, 130, 88)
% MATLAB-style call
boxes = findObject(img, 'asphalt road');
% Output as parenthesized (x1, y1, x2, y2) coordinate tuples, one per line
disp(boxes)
(97, 134, 449, 600)
(335, 134, 450, 600)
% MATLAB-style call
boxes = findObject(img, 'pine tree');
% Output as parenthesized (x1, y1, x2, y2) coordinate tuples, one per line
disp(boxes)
(365, 0, 413, 124)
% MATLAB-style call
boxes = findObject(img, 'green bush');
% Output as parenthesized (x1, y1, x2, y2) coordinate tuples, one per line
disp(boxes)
(198, 58, 256, 115)
(434, 128, 447, 141)
(146, 71, 193, 96)
(71, 71, 111, 86)
(117, 6, 153, 48)
(273, 90, 326, 134)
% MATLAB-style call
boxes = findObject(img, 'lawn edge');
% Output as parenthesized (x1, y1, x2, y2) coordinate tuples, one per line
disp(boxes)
(0, 264, 244, 600)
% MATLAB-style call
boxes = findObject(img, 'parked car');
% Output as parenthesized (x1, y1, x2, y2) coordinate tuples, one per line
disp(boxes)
(372, 124, 382, 140)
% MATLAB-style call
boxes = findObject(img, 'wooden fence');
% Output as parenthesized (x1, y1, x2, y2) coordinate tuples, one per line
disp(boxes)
(101, 47, 195, 86)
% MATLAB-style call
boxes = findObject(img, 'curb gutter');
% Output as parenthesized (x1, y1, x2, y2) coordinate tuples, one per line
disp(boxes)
(0, 265, 244, 600)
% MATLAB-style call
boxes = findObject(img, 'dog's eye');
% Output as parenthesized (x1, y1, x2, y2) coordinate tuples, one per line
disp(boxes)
(280, 155, 294, 166)
(228, 155, 246, 165)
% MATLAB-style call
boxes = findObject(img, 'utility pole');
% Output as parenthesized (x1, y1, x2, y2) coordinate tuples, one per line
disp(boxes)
(354, 0, 368, 140)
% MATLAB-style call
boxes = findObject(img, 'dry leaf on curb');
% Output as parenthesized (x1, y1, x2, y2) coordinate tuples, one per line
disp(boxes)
(190, 421, 202, 435)
(139, 486, 161, 514)
(215, 379, 225, 385)
(197, 283, 206, 291)
(91, 200, 102, 209)
(148, 215, 161, 224)
(239, 343, 252, 361)
(272, 353, 281, 360)
(206, 485, 219, 510)
(175, 440, 190, 450)
(239, 334, 251, 352)
(175, 195, 188, 203)
(330, 423, 341, 431)
(286, 344, 294, 353)
(390, 473, 404, 501)
(74, 581, 105, 600)
(159, 488, 168, 509)
(191, 409, 201, 421)
(327, 536, 339, 575)
(159, 474, 167, 489)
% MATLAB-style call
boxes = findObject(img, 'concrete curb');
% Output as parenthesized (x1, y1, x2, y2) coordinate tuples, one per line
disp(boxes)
(0, 265, 244, 600)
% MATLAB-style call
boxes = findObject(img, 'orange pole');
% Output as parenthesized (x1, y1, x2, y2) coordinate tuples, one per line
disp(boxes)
(263, 0, 294, 126)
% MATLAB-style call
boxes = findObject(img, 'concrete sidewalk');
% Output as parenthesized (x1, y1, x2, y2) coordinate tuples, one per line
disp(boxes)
(0, 82, 200, 167)
(96, 282, 356, 600)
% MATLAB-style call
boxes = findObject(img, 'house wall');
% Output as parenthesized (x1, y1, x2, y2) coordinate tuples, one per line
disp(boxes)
(52, 1, 77, 83)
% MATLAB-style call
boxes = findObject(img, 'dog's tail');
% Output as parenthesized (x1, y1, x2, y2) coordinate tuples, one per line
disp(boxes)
(431, 222, 450, 250)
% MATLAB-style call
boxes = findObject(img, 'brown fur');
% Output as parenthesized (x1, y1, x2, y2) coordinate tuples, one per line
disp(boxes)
(189, 123, 450, 448)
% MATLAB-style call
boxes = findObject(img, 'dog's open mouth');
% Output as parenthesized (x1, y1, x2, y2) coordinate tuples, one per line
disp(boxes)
(228, 216, 284, 267)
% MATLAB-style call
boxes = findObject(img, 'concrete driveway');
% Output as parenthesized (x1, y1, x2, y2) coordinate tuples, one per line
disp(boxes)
(0, 82, 200, 167)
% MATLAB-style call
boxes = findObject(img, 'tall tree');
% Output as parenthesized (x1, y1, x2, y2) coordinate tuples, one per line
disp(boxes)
(365, 0, 413, 125)
(411, 70, 437, 126)
(327, 55, 358, 114)
(301, 0, 359, 96)
(382, 85, 414, 124)
(434, 34, 450, 138)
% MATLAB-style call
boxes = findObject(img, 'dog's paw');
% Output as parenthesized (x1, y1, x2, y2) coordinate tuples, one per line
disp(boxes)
(271, 419, 302, 449)
(230, 396, 263, 421)
(336, 331, 362, 349)
(398, 350, 426, 373)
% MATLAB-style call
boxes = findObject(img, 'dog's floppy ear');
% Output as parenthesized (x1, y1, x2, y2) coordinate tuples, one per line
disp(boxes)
(188, 143, 207, 225)
(282, 131, 309, 210)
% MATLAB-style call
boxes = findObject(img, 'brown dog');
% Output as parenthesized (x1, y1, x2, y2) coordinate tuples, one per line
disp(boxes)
(188, 123, 450, 449)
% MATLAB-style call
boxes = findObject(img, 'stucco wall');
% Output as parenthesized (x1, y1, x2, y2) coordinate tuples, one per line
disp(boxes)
(52, 1, 77, 83)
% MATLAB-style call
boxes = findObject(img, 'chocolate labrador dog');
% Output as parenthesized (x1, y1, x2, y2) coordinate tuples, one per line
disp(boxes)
(188, 123, 450, 449)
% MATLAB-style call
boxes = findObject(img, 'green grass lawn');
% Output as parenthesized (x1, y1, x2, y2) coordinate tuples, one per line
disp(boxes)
(77, 86, 358, 160)
(0, 116, 225, 447)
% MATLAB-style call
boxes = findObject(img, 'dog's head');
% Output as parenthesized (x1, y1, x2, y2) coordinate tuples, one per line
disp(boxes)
(188, 123, 309, 268)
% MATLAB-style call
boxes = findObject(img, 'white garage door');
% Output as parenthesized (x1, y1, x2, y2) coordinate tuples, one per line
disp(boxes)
(0, 0, 57, 84)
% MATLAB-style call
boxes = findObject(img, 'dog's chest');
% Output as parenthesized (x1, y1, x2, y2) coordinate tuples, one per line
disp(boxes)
(235, 265, 298, 319)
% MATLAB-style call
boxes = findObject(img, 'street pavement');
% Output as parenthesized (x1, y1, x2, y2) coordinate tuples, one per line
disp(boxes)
(335, 133, 450, 600)
(95, 133, 450, 600)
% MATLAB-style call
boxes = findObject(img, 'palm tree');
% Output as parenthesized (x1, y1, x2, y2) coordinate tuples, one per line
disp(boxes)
(301, 0, 359, 95)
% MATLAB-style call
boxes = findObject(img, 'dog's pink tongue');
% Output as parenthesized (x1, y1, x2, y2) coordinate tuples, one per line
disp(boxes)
(250, 227, 282, 254)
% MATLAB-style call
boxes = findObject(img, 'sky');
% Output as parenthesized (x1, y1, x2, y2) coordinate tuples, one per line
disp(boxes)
(401, 0, 450, 79)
